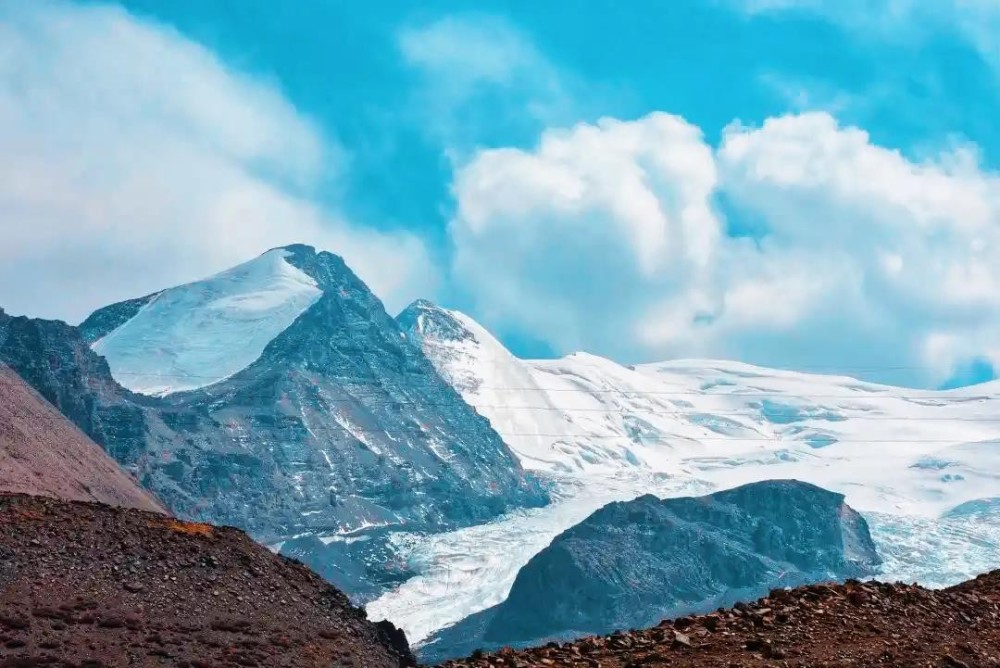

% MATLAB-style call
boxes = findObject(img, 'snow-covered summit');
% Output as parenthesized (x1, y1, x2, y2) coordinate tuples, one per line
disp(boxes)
(90, 247, 323, 395)
(76, 248, 549, 600)
(398, 301, 1000, 517)
(398, 299, 478, 346)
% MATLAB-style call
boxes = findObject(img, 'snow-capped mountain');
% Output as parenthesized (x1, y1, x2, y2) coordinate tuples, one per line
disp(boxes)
(2, 248, 549, 600)
(86, 248, 323, 395)
(398, 300, 1000, 516)
(377, 300, 1000, 644)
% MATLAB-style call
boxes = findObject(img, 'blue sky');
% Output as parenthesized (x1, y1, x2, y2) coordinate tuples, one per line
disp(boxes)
(109, 0, 1000, 233)
(1, 0, 998, 387)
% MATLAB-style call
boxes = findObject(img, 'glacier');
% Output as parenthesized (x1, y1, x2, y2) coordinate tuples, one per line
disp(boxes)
(375, 300, 1000, 646)
(92, 248, 322, 395)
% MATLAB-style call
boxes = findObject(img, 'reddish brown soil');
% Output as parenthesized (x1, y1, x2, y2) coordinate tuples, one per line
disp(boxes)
(440, 572, 1000, 668)
(0, 493, 414, 667)
(0, 365, 163, 513)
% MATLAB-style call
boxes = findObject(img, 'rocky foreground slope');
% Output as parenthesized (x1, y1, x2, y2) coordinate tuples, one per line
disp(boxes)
(0, 364, 162, 513)
(0, 493, 414, 667)
(441, 572, 1000, 668)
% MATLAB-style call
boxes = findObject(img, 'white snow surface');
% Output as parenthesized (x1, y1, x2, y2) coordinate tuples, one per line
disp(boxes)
(93, 249, 321, 395)
(371, 303, 1000, 645)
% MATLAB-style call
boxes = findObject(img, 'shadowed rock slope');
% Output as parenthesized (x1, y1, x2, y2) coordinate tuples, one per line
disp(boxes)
(423, 480, 881, 662)
(0, 493, 414, 667)
(0, 364, 162, 513)
(440, 573, 1000, 668)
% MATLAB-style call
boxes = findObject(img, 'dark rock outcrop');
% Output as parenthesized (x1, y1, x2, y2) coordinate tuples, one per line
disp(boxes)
(423, 480, 881, 662)
(0, 309, 152, 465)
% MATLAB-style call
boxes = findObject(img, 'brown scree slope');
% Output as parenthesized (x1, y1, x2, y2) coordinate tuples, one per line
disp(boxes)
(0, 493, 414, 667)
(0, 364, 163, 513)
(439, 572, 1000, 668)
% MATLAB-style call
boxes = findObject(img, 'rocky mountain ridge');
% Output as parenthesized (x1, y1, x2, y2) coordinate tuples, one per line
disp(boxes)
(0, 246, 549, 600)
(0, 363, 163, 512)
(421, 480, 881, 662)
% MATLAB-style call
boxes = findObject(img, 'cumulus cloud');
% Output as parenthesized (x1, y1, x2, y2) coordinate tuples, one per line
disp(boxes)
(450, 113, 720, 357)
(449, 111, 1000, 387)
(0, 0, 435, 322)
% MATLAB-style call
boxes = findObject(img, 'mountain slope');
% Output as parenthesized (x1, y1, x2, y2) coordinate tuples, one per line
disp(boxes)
(1, 247, 547, 599)
(0, 363, 163, 512)
(0, 493, 414, 667)
(78, 291, 161, 344)
(0, 306, 153, 465)
(88, 249, 322, 395)
(421, 480, 880, 662)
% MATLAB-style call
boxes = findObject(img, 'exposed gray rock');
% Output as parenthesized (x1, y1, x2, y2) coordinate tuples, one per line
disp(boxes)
(422, 479, 881, 663)
(0, 245, 549, 600)
(78, 291, 161, 343)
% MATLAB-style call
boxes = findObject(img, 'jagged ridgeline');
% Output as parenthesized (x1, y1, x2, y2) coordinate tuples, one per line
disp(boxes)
(0, 245, 549, 599)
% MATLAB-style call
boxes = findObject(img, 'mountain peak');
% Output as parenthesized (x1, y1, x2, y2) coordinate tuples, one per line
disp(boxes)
(403, 298, 441, 312)
(397, 299, 477, 346)
(271, 243, 317, 256)
(268, 243, 327, 268)
(81, 245, 387, 395)
(90, 248, 324, 395)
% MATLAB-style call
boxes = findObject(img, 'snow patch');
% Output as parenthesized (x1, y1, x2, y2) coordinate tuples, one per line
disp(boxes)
(93, 249, 321, 395)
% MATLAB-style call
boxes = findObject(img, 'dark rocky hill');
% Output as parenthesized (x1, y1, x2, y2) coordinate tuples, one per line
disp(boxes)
(423, 480, 881, 662)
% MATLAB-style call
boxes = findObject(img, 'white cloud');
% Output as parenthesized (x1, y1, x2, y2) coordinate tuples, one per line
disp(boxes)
(449, 111, 1000, 386)
(399, 15, 542, 87)
(397, 14, 575, 153)
(450, 113, 720, 358)
(0, 0, 435, 322)
(727, 0, 1000, 76)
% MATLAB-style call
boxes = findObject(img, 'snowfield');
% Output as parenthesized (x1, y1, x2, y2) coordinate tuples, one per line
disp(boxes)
(375, 302, 1000, 645)
(94, 249, 321, 395)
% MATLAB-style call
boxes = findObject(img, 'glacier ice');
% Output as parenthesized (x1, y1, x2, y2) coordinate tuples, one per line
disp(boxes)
(374, 301, 1000, 646)
(93, 249, 322, 395)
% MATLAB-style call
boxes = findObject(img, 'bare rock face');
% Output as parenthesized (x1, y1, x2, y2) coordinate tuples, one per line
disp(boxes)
(424, 480, 881, 663)
(0, 493, 415, 667)
(0, 364, 163, 513)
